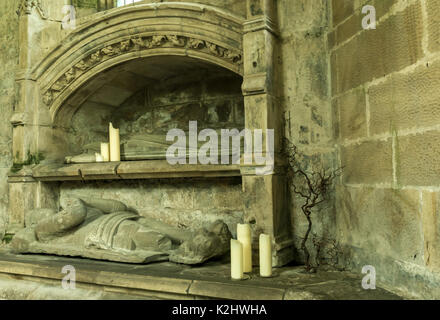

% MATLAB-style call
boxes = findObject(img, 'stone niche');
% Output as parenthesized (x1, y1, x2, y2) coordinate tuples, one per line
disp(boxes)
(67, 56, 245, 158)
(62, 56, 245, 235)
(10, 0, 294, 266)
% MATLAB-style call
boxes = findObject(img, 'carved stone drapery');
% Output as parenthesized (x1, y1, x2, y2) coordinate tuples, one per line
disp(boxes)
(16, 0, 47, 19)
(42, 35, 243, 107)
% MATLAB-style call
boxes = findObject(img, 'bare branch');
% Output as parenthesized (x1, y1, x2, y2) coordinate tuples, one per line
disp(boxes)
(284, 138, 342, 271)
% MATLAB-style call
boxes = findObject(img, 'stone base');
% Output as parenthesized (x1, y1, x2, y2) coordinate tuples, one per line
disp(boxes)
(0, 252, 402, 300)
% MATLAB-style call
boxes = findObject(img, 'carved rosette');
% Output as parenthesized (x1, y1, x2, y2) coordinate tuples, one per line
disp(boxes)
(42, 35, 243, 108)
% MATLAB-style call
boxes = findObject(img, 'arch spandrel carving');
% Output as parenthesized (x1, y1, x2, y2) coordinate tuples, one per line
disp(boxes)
(31, 3, 244, 124)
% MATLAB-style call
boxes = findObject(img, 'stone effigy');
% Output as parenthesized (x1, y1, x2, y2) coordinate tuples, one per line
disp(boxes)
(65, 132, 242, 163)
(11, 198, 232, 265)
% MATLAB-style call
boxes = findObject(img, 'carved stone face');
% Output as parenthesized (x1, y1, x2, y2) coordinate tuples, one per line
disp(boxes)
(172, 230, 219, 264)
(169, 220, 232, 265)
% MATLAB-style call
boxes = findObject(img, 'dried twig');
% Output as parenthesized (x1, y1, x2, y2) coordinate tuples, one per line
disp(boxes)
(283, 138, 342, 271)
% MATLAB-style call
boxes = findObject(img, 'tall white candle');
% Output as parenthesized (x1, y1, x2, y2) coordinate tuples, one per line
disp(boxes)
(230, 239, 244, 280)
(95, 153, 104, 163)
(101, 143, 110, 162)
(109, 123, 121, 162)
(237, 224, 252, 273)
(259, 234, 272, 277)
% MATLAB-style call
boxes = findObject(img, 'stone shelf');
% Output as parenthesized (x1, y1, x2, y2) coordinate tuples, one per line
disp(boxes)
(0, 252, 402, 300)
(9, 160, 242, 182)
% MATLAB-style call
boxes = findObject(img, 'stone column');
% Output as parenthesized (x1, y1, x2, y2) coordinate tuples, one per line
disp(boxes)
(241, 0, 293, 267)
(8, 1, 60, 232)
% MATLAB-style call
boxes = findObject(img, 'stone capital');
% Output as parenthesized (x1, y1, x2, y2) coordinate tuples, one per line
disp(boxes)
(16, 0, 47, 20)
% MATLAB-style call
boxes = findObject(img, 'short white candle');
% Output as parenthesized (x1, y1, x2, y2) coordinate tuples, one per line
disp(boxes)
(109, 123, 121, 162)
(237, 224, 252, 273)
(95, 153, 104, 162)
(259, 234, 272, 277)
(230, 239, 244, 280)
(101, 143, 110, 162)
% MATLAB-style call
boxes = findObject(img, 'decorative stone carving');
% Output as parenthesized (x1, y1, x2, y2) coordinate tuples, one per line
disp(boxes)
(167, 35, 186, 47)
(42, 91, 53, 105)
(188, 38, 205, 49)
(119, 40, 131, 52)
(90, 51, 102, 64)
(131, 37, 147, 49)
(101, 46, 120, 56)
(64, 68, 76, 83)
(150, 35, 167, 47)
(224, 50, 242, 63)
(75, 60, 88, 71)
(42, 35, 243, 108)
(16, 0, 47, 19)
(11, 198, 232, 264)
(207, 42, 223, 56)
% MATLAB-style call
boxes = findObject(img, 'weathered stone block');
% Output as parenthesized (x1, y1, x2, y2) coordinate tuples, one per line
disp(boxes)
(335, 11, 361, 45)
(369, 60, 440, 135)
(332, 0, 353, 27)
(8, 182, 37, 231)
(334, 2, 423, 94)
(333, 87, 367, 140)
(428, 0, 440, 53)
(0, 169, 9, 227)
(397, 130, 440, 186)
(278, 0, 328, 36)
(421, 191, 440, 271)
(336, 185, 424, 264)
(334, 0, 397, 46)
(0, 142, 12, 168)
(341, 138, 393, 184)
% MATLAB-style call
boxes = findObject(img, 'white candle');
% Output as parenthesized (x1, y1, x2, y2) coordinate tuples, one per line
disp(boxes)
(237, 224, 252, 273)
(95, 153, 104, 162)
(101, 143, 110, 162)
(230, 239, 244, 280)
(259, 234, 272, 277)
(109, 123, 121, 162)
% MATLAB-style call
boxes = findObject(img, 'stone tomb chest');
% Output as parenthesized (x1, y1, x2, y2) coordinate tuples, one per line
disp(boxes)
(9, 0, 293, 266)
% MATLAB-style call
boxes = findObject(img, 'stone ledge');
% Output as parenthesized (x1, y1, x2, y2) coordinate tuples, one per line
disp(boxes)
(0, 252, 402, 300)
(188, 280, 285, 300)
(13, 160, 242, 182)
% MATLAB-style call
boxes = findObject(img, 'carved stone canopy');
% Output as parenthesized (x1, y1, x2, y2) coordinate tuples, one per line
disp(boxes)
(43, 34, 243, 108)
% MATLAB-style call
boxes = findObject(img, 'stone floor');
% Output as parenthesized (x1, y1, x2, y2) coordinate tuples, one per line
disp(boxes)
(0, 251, 402, 300)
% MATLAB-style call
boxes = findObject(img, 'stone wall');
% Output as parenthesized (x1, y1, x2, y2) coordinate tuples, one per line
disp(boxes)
(59, 178, 243, 236)
(110, 0, 246, 17)
(278, 1, 337, 264)
(0, 0, 19, 234)
(72, 0, 98, 17)
(330, 0, 440, 298)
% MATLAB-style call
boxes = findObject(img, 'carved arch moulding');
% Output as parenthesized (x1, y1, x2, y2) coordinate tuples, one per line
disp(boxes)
(28, 3, 245, 123)
(42, 34, 243, 119)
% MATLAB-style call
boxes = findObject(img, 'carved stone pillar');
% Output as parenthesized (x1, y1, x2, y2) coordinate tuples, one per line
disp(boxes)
(8, 1, 56, 233)
(241, 0, 293, 267)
